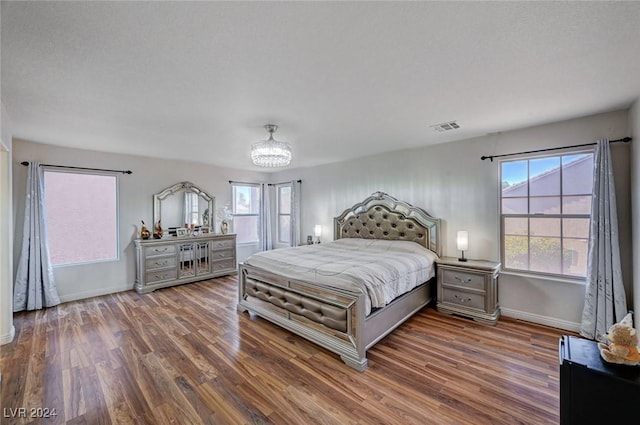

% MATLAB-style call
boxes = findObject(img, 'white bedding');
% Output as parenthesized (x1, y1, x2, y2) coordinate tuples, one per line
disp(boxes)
(243, 238, 438, 315)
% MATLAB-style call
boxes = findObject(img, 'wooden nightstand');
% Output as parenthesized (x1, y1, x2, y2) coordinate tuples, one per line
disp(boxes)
(435, 257, 501, 325)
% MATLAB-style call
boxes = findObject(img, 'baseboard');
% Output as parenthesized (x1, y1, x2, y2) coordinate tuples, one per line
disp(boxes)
(59, 285, 132, 303)
(500, 307, 581, 333)
(0, 325, 15, 345)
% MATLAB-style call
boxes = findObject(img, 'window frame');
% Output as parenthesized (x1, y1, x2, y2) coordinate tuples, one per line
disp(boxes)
(499, 149, 593, 280)
(231, 182, 262, 245)
(43, 167, 120, 268)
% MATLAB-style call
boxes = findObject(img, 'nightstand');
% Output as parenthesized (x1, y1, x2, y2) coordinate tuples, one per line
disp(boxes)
(435, 257, 501, 325)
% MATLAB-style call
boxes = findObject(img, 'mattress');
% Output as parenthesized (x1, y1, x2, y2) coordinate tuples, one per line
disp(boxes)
(243, 238, 438, 315)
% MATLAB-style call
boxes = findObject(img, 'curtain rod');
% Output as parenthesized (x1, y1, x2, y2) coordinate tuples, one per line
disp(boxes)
(268, 180, 302, 186)
(228, 180, 302, 185)
(228, 180, 262, 185)
(21, 161, 133, 174)
(480, 137, 632, 162)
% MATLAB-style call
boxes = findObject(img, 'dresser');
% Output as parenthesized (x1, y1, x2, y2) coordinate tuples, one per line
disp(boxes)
(134, 234, 236, 294)
(435, 257, 500, 324)
(559, 335, 640, 424)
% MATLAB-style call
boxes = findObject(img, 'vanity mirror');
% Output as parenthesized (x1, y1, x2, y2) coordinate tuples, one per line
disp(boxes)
(153, 181, 215, 234)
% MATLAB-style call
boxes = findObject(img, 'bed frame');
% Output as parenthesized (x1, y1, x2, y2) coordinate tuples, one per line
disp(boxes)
(237, 192, 441, 371)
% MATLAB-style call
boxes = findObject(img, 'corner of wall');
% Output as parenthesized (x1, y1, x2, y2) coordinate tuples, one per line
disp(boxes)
(629, 99, 639, 332)
(0, 101, 15, 345)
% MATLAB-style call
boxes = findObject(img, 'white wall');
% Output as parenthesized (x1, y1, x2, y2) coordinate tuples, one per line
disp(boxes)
(274, 110, 632, 331)
(12, 140, 267, 302)
(0, 102, 15, 345)
(630, 100, 639, 332)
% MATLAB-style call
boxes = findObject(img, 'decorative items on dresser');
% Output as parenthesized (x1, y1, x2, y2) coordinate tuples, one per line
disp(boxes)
(134, 234, 236, 294)
(435, 257, 500, 325)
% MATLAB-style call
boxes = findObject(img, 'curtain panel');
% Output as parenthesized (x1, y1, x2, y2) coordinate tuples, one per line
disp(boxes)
(290, 180, 302, 247)
(13, 162, 60, 311)
(260, 183, 274, 251)
(580, 139, 627, 340)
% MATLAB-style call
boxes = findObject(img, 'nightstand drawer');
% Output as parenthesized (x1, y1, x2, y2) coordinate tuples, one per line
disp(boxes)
(442, 269, 486, 291)
(442, 288, 485, 310)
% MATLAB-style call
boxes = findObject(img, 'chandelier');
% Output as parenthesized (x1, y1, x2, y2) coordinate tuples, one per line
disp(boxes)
(251, 124, 292, 167)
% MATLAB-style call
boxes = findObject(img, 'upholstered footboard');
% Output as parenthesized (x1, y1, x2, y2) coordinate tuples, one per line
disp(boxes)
(237, 263, 434, 371)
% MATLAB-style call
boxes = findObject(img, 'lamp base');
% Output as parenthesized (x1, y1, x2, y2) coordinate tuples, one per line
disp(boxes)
(458, 257, 468, 262)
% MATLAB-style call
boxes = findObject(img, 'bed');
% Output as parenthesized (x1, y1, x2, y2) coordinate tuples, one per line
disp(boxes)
(237, 192, 441, 371)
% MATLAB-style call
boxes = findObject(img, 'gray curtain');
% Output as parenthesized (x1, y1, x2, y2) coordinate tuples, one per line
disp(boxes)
(580, 139, 627, 340)
(260, 183, 273, 251)
(290, 180, 302, 247)
(14, 162, 60, 311)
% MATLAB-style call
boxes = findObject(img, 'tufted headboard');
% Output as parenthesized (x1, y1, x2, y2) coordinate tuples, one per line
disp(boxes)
(334, 192, 441, 257)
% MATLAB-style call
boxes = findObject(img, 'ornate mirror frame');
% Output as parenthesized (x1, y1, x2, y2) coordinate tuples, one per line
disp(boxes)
(153, 181, 215, 230)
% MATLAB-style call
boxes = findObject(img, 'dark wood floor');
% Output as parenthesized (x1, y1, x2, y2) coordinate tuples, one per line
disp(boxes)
(1, 275, 572, 425)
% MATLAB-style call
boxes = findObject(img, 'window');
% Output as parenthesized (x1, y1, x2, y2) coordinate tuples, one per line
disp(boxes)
(184, 192, 199, 226)
(277, 184, 292, 244)
(44, 170, 118, 266)
(500, 151, 593, 278)
(231, 183, 261, 244)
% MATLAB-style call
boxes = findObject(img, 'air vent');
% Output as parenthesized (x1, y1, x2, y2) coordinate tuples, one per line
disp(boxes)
(431, 120, 460, 132)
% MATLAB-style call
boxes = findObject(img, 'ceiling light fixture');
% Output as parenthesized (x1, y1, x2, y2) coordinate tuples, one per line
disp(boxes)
(251, 124, 292, 167)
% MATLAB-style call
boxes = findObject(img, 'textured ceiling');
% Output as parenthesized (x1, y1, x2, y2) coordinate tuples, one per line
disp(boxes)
(2, 1, 640, 171)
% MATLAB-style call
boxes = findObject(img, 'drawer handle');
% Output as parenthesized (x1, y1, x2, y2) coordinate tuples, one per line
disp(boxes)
(153, 273, 169, 280)
(454, 275, 473, 283)
(454, 294, 472, 303)
(154, 260, 169, 266)
(153, 247, 169, 253)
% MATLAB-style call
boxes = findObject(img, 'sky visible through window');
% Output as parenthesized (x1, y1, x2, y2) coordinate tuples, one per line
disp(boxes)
(502, 154, 590, 185)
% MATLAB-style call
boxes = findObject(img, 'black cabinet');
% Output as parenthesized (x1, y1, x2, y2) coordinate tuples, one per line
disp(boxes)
(559, 335, 640, 425)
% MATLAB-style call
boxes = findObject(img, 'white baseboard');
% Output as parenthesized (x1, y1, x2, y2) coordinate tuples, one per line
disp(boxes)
(59, 285, 132, 303)
(500, 307, 581, 333)
(0, 325, 15, 345)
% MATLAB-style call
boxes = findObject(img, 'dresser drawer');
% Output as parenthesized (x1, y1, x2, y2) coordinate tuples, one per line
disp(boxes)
(145, 256, 177, 270)
(144, 244, 176, 257)
(145, 269, 178, 284)
(211, 259, 236, 272)
(211, 238, 235, 251)
(442, 288, 485, 311)
(210, 249, 234, 261)
(442, 269, 486, 291)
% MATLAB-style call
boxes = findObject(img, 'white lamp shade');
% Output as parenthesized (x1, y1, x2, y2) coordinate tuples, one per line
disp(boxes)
(314, 225, 322, 237)
(456, 231, 469, 251)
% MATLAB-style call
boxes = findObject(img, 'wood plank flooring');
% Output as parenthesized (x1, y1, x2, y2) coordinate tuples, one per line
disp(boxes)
(1, 276, 573, 424)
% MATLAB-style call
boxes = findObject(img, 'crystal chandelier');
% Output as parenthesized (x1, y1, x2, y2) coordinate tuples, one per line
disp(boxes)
(251, 124, 292, 167)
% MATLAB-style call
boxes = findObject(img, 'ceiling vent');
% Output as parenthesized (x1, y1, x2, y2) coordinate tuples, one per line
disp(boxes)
(431, 120, 460, 132)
